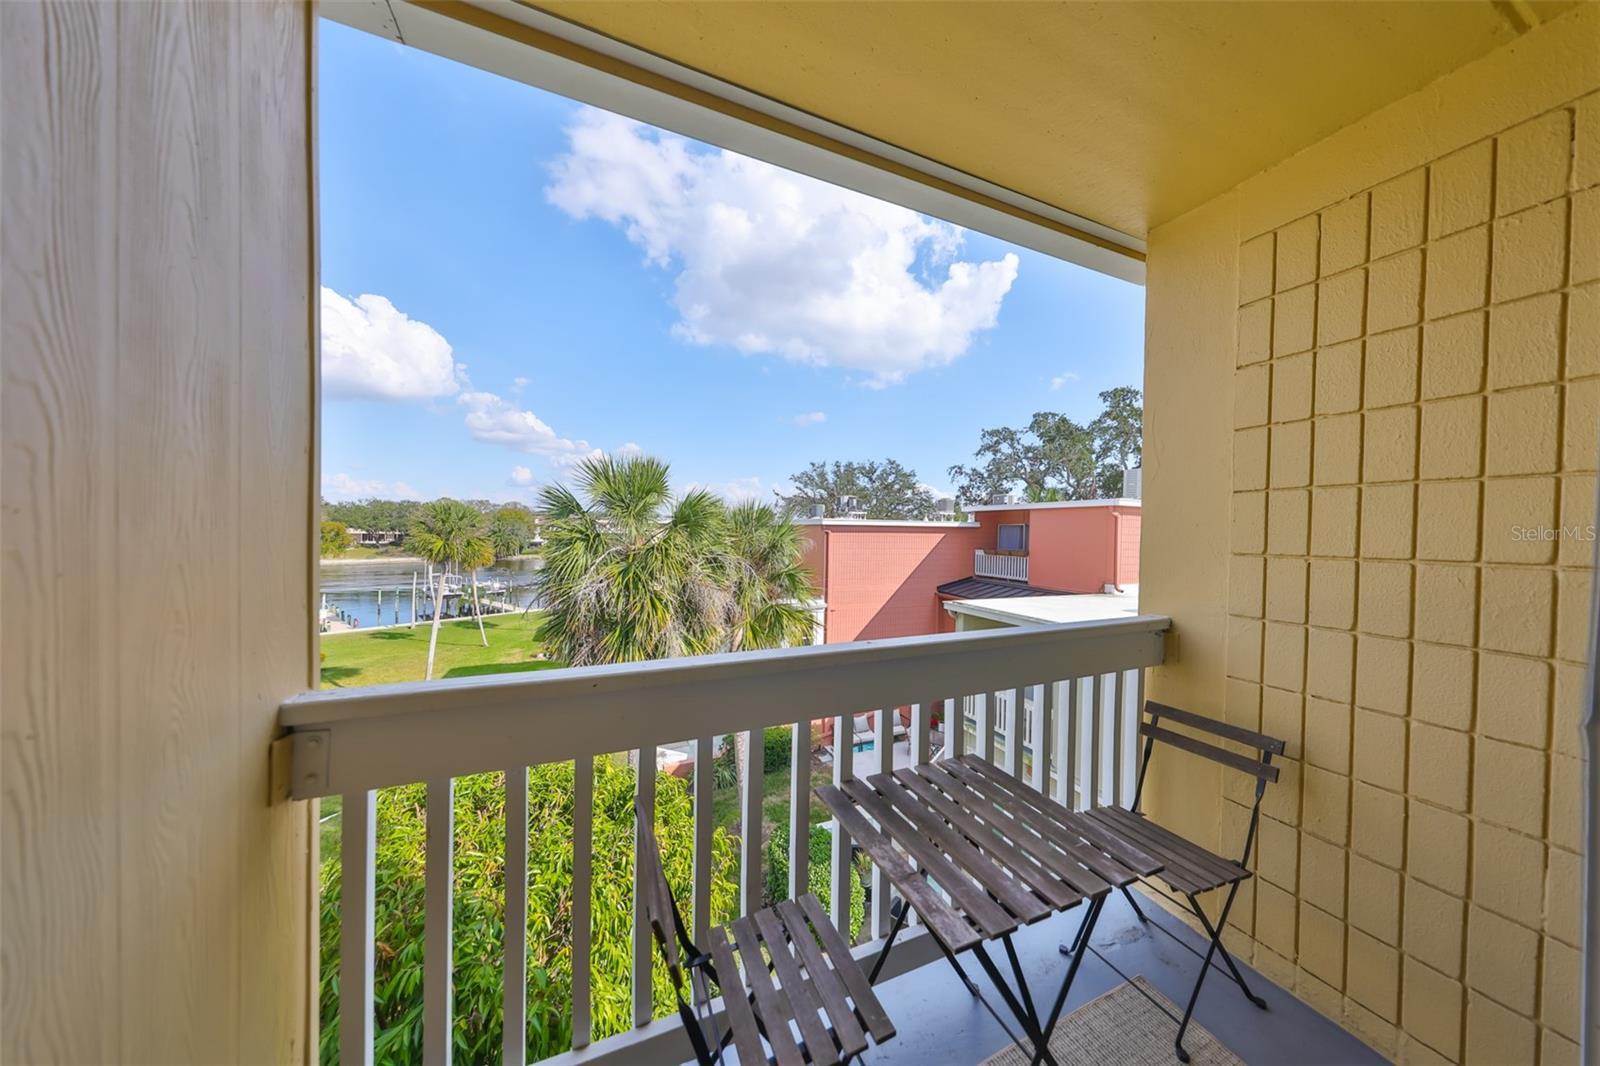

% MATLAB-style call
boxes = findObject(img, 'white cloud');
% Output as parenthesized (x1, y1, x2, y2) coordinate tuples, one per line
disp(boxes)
(546, 107, 1019, 386)
(320, 287, 461, 400)
(460, 390, 644, 475)
(789, 411, 827, 427)
(511, 376, 530, 393)
(612, 441, 645, 459)
(323, 472, 423, 501)
(458, 389, 599, 462)
(694, 476, 767, 503)
(1050, 371, 1080, 390)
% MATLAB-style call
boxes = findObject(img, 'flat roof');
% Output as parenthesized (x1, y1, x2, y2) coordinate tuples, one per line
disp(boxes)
(944, 590, 1140, 627)
(963, 498, 1141, 513)
(794, 518, 980, 528)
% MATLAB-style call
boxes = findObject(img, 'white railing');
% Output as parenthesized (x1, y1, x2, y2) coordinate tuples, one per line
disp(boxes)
(280, 614, 1170, 1066)
(974, 549, 1028, 582)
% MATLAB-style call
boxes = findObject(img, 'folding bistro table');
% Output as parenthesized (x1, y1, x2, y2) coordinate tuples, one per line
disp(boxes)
(816, 754, 1162, 1066)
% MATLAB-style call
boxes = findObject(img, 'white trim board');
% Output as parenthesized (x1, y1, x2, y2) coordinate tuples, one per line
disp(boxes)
(318, 0, 1146, 284)
(795, 519, 982, 529)
(964, 498, 1143, 513)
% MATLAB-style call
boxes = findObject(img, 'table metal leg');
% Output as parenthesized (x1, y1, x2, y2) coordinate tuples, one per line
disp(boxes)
(1001, 934, 1041, 1033)
(868, 897, 911, 984)
(972, 942, 1060, 1066)
(1032, 894, 1106, 1066)
(925, 927, 982, 999)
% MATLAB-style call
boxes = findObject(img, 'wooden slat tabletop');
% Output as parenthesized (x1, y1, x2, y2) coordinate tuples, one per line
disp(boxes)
(814, 755, 1161, 956)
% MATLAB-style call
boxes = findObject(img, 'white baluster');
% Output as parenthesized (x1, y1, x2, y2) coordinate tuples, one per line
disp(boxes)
(741, 729, 764, 916)
(789, 720, 810, 901)
(340, 789, 376, 1066)
(424, 778, 454, 1066)
(1053, 681, 1074, 806)
(693, 736, 714, 945)
(504, 767, 528, 1065)
(1113, 671, 1128, 808)
(1130, 668, 1147, 808)
(911, 701, 932, 766)
(1030, 683, 1051, 794)
(946, 696, 964, 759)
(872, 707, 894, 938)
(1090, 675, 1105, 807)
(831, 713, 853, 938)
(571, 758, 593, 1048)
(976, 693, 993, 762)
(1004, 686, 1025, 777)
(632, 748, 656, 1028)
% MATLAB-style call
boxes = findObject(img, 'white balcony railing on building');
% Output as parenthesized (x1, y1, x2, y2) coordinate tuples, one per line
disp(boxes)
(280, 615, 1170, 1066)
(974, 549, 1028, 582)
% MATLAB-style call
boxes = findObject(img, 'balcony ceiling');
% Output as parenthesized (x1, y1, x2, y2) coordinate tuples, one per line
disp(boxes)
(534, 0, 1579, 238)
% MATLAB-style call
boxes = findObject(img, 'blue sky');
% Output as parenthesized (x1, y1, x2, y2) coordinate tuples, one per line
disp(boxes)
(318, 19, 1144, 505)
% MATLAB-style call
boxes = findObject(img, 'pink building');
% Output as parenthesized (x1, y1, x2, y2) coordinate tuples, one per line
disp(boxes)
(797, 499, 1142, 645)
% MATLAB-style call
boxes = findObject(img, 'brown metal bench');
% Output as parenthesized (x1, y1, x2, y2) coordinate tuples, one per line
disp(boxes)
(635, 794, 896, 1066)
(1078, 700, 1284, 1063)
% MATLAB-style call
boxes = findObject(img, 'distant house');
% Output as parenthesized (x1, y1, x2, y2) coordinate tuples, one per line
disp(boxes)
(796, 498, 1140, 645)
(343, 528, 405, 547)
(797, 500, 1141, 748)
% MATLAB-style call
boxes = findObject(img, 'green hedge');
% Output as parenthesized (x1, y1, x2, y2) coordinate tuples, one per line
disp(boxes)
(762, 819, 866, 941)
(763, 725, 793, 774)
(319, 758, 739, 1064)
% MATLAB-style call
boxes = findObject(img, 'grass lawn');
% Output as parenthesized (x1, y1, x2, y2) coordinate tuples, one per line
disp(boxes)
(320, 611, 560, 689)
(711, 730, 834, 842)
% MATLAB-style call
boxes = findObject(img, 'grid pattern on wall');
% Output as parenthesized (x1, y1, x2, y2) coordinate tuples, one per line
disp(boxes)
(1222, 90, 1598, 1065)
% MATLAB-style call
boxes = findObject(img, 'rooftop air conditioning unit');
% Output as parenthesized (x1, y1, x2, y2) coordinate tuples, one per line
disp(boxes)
(1123, 466, 1142, 500)
(935, 496, 956, 517)
(808, 502, 827, 518)
(836, 495, 860, 515)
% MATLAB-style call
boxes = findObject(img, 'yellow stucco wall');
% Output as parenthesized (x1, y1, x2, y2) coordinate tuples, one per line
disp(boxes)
(1142, 7, 1598, 1063)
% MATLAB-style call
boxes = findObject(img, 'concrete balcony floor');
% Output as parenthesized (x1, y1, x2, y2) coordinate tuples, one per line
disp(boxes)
(862, 892, 1385, 1066)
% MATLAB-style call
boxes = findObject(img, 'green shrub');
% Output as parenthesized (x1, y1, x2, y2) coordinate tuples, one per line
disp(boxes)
(319, 758, 739, 1064)
(762, 725, 793, 774)
(762, 819, 866, 942)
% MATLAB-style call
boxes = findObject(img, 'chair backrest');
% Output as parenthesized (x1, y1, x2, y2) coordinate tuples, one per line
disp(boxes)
(634, 792, 685, 983)
(1140, 700, 1285, 785)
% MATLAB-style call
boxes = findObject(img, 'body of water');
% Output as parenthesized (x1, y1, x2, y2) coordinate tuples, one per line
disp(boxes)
(320, 557, 543, 629)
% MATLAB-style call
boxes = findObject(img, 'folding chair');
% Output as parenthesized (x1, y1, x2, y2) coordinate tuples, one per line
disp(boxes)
(635, 795, 897, 1066)
(1077, 701, 1284, 1063)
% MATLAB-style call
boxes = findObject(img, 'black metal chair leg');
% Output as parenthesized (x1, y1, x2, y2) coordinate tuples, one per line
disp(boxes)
(1187, 890, 1266, 1010)
(1174, 885, 1243, 1063)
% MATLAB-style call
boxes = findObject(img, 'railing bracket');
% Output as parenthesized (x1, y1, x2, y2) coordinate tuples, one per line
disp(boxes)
(289, 729, 332, 800)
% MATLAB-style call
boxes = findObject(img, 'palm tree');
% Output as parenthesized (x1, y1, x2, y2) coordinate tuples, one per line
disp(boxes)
(722, 501, 817, 652)
(533, 455, 731, 667)
(535, 455, 819, 799)
(718, 500, 819, 807)
(408, 499, 493, 679)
